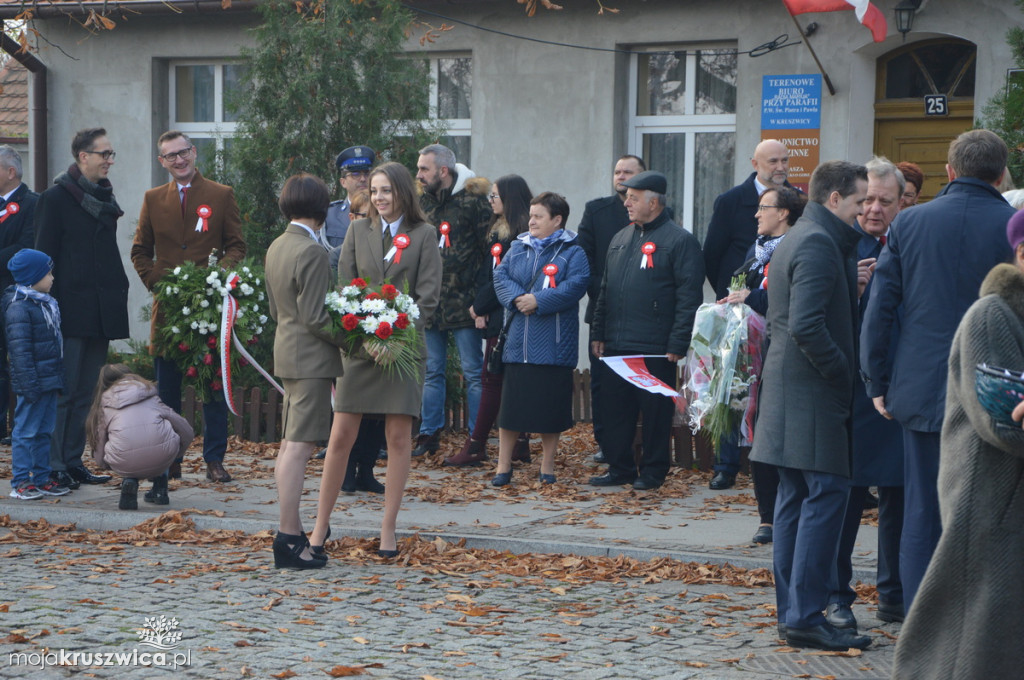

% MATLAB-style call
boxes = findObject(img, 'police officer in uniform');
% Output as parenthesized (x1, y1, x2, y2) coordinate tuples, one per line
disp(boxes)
(323, 145, 376, 247)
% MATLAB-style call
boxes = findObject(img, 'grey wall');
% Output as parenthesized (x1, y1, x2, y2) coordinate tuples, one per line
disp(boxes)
(25, 0, 1021, 360)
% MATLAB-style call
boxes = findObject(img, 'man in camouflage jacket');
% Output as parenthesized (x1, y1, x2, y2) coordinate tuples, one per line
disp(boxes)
(412, 144, 491, 455)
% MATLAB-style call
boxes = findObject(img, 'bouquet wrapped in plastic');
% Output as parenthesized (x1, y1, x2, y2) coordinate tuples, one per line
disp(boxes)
(682, 300, 766, 453)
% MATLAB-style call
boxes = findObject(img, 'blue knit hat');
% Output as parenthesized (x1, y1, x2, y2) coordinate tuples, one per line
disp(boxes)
(8, 248, 53, 287)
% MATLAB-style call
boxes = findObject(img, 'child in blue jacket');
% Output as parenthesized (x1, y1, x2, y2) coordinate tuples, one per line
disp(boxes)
(3, 249, 68, 499)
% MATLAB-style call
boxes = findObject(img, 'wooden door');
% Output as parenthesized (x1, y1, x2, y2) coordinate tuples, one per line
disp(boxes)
(874, 39, 976, 202)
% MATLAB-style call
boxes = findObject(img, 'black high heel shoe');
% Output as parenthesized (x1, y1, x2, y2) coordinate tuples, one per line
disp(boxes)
(377, 533, 399, 558)
(273, 531, 327, 570)
(310, 526, 331, 559)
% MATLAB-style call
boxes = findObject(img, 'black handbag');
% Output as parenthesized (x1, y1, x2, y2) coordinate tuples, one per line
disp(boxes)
(486, 259, 553, 375)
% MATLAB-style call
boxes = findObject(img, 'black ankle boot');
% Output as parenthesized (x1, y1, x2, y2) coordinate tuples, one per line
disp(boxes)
(273, 531, 327, 570)
(119, 478, 138, 510)
(144, 474, 169, 505)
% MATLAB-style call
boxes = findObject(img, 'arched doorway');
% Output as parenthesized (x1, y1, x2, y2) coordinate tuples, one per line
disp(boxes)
(874, 38, 976, 201)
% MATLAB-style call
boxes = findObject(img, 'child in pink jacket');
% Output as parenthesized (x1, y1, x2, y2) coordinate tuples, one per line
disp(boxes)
(86, 364, 194, 510)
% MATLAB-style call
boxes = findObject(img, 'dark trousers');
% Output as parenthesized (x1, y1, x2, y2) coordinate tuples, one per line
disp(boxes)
(599, 354, 675, 484)
(751, 461, 780, 525)
(832, 484, 904, 608)
(470, 336, 504, 442)
(773, 466, 850, 629)
(155, 355, 227, 463)
(714, 429, 742, 475)
(50, 336, 108, 472)
(345, 417, 384, 481)
(587, 335, 607, 450)
(901, 428, 942, 610)
(0, 324, 9, 438)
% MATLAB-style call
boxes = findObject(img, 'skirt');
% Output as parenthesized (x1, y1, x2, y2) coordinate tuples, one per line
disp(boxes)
(497, 363, 574, 434)
(281, 378, 334, 442)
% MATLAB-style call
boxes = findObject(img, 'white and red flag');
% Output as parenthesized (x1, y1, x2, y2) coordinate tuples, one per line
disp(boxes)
(601, 355, 685, 411)
(782, 0, 888, 42)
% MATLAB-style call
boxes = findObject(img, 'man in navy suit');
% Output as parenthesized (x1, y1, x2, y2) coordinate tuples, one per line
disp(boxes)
(861, 130, 1016, 612)
(828, 157, 907, 631)
(577, 155, 645, 460)
(703, 139, 793, 490)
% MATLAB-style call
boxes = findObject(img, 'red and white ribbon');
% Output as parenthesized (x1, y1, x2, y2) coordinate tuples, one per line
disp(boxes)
(543, 263, 559, 289)
(491, 242, 503, 269)
(438, 222, 451, 249)
(195, 204, 212, 232)
(0, 201, 19, 223)
(640, 241, 656, 269)
(219, 272, 283, 415)
(386, 233, 410, 264)
(760, 263, 770, 290)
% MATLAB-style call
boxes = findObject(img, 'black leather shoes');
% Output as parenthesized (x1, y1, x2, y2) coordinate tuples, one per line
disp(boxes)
(632, 478, 663, 491)
(592, 450, 606, 464)
(68, 465, 111, 485)
(825, 602, 858, 630)
(206, 461, 232, 482)
(709, 471, 735, 490)
(876, 600, 905, 623)
(51, 470, 80, 490)
(752, 524, 773, 544)
(411, 432, 439, 457)
(589, 473, 635, 487)
(786, 622, 870, 650)
(355, 472, 385, 494)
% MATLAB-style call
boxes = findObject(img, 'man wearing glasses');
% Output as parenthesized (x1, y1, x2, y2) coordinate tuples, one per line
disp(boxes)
(324, 145, 375, 248)
(131, 130, 246, 484)
(35, 127, 129, 489)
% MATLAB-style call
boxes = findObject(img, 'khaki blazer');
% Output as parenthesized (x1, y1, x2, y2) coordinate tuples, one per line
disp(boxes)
(334, 217, 442, 416)
(131, 170, 247, 342)
(265, 224, 344, 379)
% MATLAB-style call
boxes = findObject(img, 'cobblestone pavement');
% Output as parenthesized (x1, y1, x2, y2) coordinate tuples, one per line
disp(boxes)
(1, 533, 897, 680)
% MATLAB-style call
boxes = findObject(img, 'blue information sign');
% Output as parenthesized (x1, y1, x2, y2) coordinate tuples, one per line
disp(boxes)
(761, 75, 822, 130)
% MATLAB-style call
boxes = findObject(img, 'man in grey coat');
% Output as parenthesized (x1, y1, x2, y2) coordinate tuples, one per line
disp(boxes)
(750, 160, 871, 651)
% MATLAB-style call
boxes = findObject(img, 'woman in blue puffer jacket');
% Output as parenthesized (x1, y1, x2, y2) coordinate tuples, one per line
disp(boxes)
(491, 192, 589, 487)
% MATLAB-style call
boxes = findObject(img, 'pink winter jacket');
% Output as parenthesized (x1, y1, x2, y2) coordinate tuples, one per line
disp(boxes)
(92, 379, 194, 479)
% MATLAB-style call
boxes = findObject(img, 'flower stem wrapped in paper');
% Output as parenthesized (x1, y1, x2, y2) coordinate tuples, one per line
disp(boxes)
(325, 277, 422, 380)
(682, 279, 766, 454)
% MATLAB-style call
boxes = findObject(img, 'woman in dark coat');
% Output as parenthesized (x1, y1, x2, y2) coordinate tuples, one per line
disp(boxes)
(310, 162, 442, 558)
(891, 214, 1024, 679)
(720, 186, 805, 544)
(445, 174, 533, 467)
(490, 192, 589, 486)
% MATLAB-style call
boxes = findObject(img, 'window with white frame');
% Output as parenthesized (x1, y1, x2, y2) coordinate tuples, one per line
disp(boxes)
(424, 55, 472, 165)
(169, 61, 248, 175)
(628, 46, 737, 244)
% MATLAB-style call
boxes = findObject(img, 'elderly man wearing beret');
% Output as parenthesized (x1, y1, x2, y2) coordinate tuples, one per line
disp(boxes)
(589, 171, 704, 491)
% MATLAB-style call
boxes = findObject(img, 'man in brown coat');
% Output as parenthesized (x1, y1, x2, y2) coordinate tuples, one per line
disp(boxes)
(131, 130, 246, 483)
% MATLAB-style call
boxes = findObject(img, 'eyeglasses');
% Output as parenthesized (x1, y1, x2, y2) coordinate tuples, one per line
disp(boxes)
(487, 193, 500, 200)
(159, 146, 194, 162)
(84, 149, 116, 161)
(343, 170, 369, 179)
(756, 204, 781, 212)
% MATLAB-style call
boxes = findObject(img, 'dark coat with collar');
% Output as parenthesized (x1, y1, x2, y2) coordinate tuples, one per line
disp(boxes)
(591, 209, 704, 356)
(704, 172, 798, 299)
(891, 263, 1024, 680)
(0, 183, 38, 290)
(34, 170, 130, 340)
(577, 193, 629, 324)
(860, 177, 1015, 433)
(750, 201, 861, 477)
(851, 223, 904, 486)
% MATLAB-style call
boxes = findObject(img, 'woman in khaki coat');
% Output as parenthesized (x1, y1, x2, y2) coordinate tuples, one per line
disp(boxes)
(264, 174, 345, 570)
(310, 162, 442, 558)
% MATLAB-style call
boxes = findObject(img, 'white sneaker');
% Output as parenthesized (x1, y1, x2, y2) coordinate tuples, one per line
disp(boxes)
(10, 485, 43, 500)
